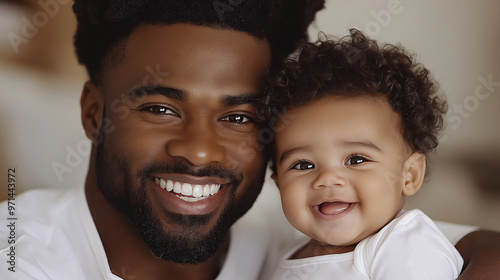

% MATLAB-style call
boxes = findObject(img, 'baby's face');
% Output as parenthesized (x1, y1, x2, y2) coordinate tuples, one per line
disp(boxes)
(273, 94, 416, 247)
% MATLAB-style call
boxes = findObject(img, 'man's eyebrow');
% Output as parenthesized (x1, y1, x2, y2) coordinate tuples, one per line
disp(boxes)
(221, 94, 261, 106)
(278, 146, 309, 165)
(127, 85, 186, 101)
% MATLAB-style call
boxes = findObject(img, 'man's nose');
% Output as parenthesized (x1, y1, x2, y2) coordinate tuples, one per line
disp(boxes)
(166, 120, 226, 166)
(312, 167, 347, 190)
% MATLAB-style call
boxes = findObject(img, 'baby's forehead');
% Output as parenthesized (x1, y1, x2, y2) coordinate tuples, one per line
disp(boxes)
(276, 93, 408, 146)
(287, 91, 396, 118)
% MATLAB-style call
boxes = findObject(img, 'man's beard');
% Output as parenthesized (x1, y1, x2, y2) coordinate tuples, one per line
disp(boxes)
(135, 186, 235, 264)
(95, 140, 249, 264)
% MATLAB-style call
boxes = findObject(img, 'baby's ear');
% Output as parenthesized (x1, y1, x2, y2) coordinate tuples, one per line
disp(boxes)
(271, 173, 279, 188)
(402, 152, 426, 196)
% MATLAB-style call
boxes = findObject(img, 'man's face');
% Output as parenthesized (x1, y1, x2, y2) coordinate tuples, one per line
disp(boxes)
(94, 24, 271, 263)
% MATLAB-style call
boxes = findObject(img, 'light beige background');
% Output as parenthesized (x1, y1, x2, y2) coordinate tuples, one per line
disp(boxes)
(1, 0, 499, 230)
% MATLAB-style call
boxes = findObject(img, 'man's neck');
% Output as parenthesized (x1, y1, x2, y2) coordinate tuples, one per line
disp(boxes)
(84, 157, 229, 280)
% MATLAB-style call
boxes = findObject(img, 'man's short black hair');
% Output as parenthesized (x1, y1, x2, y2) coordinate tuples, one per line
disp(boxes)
(73, 0, 325, 85)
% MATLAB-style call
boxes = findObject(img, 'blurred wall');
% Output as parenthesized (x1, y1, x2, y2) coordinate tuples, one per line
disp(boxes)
(0, 0, 87, 201)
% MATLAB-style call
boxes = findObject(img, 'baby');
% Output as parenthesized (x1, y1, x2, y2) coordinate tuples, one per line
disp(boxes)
(262, 29, 463, 279)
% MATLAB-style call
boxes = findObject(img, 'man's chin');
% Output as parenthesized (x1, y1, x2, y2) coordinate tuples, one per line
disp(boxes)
(139, 221, 230, 264)
(134, 206, 231, 264)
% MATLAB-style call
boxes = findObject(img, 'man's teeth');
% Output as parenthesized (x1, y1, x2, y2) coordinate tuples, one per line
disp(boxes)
(154, 178, 221, 199)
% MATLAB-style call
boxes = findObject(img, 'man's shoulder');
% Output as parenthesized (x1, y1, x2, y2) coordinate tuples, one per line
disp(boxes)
(8, 186, 78, 202)
(0, 186, 110, 280)
(2, 187, 81, 223)
(0, 186, 86, 249)
(3, 186, 78, 203)
(391, 209, 478, 245)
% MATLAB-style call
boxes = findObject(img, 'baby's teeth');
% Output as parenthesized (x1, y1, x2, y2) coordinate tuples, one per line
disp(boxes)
(203, 185, 210, 197)
(160, 179, 166, 190)
(193, 185, 203, 198)
(173, 182, 182, 194)
(181, 183, 192, 196)
(166, 180, 174, 192)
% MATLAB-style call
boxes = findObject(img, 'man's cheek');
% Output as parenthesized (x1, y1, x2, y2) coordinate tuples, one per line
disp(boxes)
(233, 136, 267, 164)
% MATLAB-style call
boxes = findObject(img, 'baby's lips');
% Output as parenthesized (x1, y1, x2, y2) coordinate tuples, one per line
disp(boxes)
(319, 201, 351, 215)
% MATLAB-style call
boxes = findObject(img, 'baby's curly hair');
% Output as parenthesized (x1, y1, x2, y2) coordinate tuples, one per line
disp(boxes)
(72, 0, 325, 85)
(263, 29, 447, 165)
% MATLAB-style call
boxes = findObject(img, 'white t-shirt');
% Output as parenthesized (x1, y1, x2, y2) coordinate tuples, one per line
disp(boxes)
(268, 209, 463, 280)
(0, 186, 270, 280)
(0, 184, 478, 280)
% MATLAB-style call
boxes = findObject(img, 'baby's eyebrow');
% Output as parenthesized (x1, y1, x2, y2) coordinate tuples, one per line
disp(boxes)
(341, 140, 382, 152)
(278, 146, 310, 165)
(278, 140, 382, 164)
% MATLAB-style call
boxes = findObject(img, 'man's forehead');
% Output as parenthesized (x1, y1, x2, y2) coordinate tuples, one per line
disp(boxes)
(127, 23, 270, 53)
(100, 23, 270, 98)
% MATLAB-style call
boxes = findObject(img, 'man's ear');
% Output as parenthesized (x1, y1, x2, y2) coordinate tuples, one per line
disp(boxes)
(80, 81, 104, 143)
(402, 152, 426, 196)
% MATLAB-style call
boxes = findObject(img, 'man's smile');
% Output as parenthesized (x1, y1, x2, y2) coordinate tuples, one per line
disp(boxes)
(154, 177, 223, 201)
(149, 174, 235, 216)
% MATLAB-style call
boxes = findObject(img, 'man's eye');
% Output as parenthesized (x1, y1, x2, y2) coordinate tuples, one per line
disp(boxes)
(221, 114, 252, 123)
(291, 161, 315, 170)
(345, 155, 369, 165)
(141, 105, 177, 115)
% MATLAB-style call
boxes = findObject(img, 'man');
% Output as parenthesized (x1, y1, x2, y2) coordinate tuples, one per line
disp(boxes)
(0, 0, 499, 279)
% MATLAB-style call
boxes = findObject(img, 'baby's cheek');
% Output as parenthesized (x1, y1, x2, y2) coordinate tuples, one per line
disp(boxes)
(281, 193, 304, 221)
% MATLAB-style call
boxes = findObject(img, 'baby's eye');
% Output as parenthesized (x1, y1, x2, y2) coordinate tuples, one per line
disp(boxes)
(345, 155, 369, 165)
(291, 161, 315, 170)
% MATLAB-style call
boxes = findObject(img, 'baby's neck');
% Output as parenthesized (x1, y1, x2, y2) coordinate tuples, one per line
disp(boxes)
(291, 239, 358, 259)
